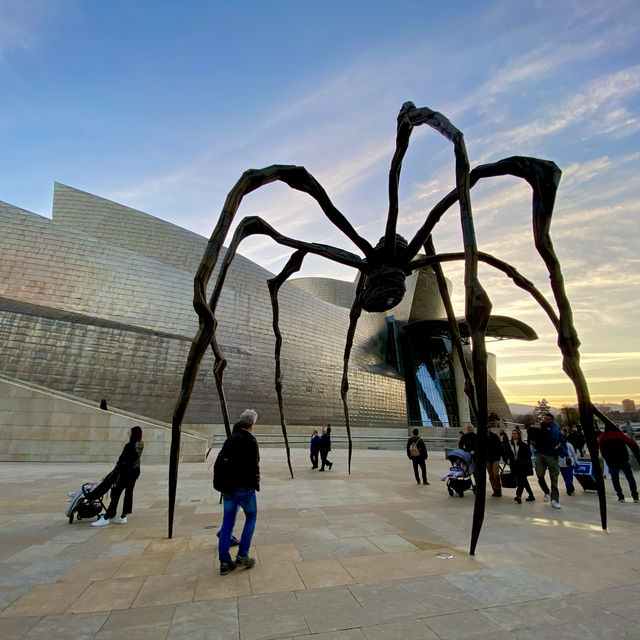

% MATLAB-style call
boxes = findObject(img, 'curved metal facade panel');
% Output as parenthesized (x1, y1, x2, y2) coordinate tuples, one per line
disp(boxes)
(0, 193, 408, 427)
(1, 185, 516, 430)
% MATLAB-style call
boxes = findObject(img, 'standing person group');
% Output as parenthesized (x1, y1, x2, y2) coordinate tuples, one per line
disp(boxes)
(406, 428, 429, 485)
(92, 425, 144, 527)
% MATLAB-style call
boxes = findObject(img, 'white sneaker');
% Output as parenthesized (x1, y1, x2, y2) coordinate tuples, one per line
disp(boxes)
(113, 516, 127, 524)
(551, 500, 561, 509)
(543, 494, 550, 502)
(91, 516, 110, 527)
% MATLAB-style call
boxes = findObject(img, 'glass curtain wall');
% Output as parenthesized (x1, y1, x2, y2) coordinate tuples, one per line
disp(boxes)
(401, 332, 460, 428)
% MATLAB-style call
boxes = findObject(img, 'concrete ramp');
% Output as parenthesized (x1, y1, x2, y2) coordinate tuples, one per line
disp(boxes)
(0, 375, 206, 463)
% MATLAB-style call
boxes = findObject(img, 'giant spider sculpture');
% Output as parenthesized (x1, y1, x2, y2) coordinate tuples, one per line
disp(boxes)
(169, 101, 608, 554)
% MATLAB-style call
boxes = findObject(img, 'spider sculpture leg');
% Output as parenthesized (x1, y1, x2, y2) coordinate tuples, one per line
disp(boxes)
(423, 237, 478, 420)
(340, 274, 366, 474)
(169, 166, 369, 537)
(398, 103, 492, 555)
(408, 155, 606, 532)
(267, 250, 308, 480)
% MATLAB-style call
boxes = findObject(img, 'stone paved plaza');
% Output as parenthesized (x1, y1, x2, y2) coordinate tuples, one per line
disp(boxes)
(2, 447, 640, 639)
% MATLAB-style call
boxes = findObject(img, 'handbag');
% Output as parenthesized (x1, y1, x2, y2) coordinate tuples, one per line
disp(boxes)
(499, 463, 517, 488)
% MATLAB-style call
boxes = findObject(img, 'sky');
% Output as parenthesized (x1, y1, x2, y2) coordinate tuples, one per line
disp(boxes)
(1, 0, 638, 409)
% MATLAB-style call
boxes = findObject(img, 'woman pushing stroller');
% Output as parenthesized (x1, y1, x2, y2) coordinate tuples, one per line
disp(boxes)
(92, 426, 144, 527)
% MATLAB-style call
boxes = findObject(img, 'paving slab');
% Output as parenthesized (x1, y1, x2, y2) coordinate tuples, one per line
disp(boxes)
(1, 448, 640, 638)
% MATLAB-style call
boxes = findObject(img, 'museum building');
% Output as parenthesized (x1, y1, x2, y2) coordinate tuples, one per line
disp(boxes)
(0, 183, 534, 436)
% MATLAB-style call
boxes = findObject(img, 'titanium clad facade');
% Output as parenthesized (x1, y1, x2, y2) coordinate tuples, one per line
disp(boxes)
(0, 183, 513, 429)
(0, 186, 407, 427)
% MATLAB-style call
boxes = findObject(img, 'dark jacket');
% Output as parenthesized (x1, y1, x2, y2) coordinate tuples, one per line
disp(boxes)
(486, 431, 504, 463)
(504, 439, 533, 474)
(529, 421, 566, 457)
(230, 423, 261, 491)
(310, 434, 321, 452)
(459, 431, 477, 455)
(406, 436, 428, 460)
(116, 438, 143, 474)
(599, 425, 640, 468)
(567, 429, 585, 452)
(320, 427, 331, 454)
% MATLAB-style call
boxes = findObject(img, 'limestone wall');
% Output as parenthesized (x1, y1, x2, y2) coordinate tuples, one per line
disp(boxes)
(0, 376, 206, 463)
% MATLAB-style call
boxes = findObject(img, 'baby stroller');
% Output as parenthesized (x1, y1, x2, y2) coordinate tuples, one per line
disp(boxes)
(444, 448, 476, 497)
(65, 467, 119, 524)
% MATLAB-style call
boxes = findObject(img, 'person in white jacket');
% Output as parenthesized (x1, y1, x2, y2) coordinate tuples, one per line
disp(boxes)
(558, 440, 579, 496)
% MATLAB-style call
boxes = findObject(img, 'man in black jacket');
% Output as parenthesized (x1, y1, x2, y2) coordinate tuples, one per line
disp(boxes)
(217, 409, 260, 575)
(319, 425, 333, 471)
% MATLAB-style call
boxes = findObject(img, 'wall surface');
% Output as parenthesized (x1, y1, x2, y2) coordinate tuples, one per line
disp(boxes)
(0, 183, 516, 436)
(0, 186, 408, 428)
(0, 376, 206, 463)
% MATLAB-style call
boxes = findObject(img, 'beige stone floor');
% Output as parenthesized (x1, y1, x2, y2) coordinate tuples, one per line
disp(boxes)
(2, 447, 640, 639)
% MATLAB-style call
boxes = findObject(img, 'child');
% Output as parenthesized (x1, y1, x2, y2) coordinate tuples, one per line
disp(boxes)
(441, 457, 467, 480)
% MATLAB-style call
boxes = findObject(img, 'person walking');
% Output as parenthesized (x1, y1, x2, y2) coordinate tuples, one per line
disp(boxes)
(92, 426, 143, 527)
(558, 439, 579, 496)
(598, 422, 640, 503)
(319, 425, 333, 471)
(310, 429, 321, 469)
(529, 413, 565, 509)
(406, 428, 429, 485)
(505, 429, 535, 503)
(217, 409, 260, 575)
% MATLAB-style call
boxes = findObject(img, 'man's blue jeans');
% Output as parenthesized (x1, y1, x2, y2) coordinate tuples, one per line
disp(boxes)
(218, 488, 257, 563)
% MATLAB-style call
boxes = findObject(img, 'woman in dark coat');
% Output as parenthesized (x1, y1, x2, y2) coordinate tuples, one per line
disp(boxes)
(505, 428, 535, 503)
(92, 426, 144, 526)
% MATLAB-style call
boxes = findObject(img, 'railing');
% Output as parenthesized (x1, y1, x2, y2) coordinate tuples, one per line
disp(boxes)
(209, 432, 461, 452)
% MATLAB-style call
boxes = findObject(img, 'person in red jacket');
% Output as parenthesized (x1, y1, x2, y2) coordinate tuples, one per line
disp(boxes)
(598, 423, 640, 503)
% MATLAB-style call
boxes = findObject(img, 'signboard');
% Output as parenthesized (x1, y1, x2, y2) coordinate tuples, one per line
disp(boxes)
(574, 461, 593, 476)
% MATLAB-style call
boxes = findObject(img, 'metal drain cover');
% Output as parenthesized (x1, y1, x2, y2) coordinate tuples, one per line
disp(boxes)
(435, 552, 454, 559)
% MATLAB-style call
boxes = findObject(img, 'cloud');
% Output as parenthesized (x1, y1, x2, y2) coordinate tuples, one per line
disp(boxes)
(448, 7, 640, 119)
(477, 65, 640, 152)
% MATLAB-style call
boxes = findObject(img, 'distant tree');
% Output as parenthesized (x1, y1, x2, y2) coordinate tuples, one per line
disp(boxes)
(536, 398, 551, 421)
(513, 412, 536, 426)
(561, 405, 580, 426)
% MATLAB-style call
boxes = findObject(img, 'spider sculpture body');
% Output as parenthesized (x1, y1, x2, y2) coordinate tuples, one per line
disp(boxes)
(168, 102, 607, 554)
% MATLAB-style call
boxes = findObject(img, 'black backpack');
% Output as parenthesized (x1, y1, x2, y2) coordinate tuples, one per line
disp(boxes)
(213, 437, 239, 494)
